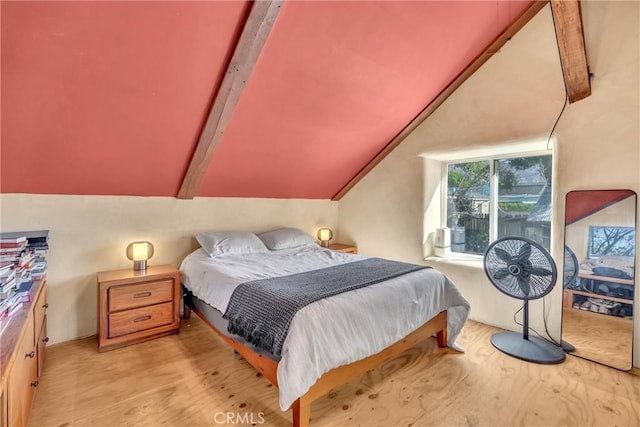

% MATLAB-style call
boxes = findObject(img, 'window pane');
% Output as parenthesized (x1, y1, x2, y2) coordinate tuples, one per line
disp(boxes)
(588, 226, 635, 258)
(447, 160, 490, 254)
(497, 155, 552, 250)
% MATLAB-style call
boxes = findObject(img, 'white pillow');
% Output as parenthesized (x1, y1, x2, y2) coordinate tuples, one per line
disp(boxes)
(195, 231, 267, 257)
(257, 227, 316, 250)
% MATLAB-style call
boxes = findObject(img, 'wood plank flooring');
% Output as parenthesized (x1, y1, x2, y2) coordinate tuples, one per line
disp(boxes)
(30, 316, 640, 426)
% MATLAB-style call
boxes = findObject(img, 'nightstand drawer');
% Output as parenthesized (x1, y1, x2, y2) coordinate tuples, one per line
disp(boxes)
(109, 302, 173, 338)
(108, 279, 173, 312)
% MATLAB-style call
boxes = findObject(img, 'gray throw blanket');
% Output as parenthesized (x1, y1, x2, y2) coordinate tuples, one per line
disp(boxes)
(223, 257, 428, 357)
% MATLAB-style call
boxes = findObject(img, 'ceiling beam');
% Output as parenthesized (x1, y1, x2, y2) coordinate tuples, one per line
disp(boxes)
(177, 0, 283, 199)
(550, 0, 591, 103)
(332, 1, 547, 201)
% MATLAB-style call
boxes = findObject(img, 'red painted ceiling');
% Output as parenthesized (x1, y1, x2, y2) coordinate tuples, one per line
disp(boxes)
(1, 1, 533, 199)
(565, 190, 636, 225)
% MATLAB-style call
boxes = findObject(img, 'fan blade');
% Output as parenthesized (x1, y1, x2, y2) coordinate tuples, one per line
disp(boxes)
(529, 267, 553, 277)
(494, 247, 512, 263)
(517, 275, 531, 297)
(517, 243, 532, 262)
(493, 268, 511, 280)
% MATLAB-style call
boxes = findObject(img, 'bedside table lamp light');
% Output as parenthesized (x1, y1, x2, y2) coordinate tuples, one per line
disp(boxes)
(317, 228, 333, 248)
(126, 241, 154, 271)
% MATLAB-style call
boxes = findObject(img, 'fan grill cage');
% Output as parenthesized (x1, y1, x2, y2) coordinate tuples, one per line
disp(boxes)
(563, 245, 579, 287)
(484, 237, 557, 300)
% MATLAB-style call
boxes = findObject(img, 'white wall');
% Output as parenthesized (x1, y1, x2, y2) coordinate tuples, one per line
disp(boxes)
(0, 194, 338, 344)
(338, 2, 640, 366)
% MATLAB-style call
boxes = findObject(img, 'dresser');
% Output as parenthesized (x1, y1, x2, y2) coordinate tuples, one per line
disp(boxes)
(97, 265, 181, 352)
(0, 279, 48, 426)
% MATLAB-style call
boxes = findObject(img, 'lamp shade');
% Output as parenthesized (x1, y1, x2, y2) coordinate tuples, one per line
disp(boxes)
(317, 228, 333, 247)
(126, 241, 154, 271)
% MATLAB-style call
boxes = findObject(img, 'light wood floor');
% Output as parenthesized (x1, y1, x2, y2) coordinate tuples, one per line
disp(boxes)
(30, 316, 640, 427)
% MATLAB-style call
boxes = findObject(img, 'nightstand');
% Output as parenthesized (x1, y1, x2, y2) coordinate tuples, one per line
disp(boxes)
(328, 243, 358, 254)
(97, 264, 181, 352)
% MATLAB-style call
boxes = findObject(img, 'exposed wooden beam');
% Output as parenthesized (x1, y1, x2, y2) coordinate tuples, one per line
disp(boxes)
(550, 0, 591, 103)
(177, 0, 283, 199)
(332, 1, 547, 201)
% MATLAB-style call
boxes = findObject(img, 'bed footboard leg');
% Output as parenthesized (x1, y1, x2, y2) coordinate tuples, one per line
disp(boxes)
(292, 398, 310, 427)
(436, 328, 447, 348)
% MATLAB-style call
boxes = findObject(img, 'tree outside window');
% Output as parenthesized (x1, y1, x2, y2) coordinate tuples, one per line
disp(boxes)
(446, 155, 552, 255)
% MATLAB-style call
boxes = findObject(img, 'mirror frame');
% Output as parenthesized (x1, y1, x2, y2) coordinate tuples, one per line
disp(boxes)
(562, 189, 637, 370)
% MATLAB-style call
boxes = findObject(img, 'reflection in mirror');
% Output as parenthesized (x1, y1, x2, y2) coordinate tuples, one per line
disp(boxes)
(562, 190, 636, 370)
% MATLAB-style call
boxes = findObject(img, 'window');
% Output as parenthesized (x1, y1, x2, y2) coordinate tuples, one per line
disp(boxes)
(588, 226, 635, 258)
(446, 154, 552, 255)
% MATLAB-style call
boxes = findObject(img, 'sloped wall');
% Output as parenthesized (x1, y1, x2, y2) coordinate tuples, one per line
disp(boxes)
(0, 194, 338, 344)
(338, 2, 639, 365)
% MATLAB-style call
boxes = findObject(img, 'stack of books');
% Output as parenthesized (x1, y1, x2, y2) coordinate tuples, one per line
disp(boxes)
(26, 231, 49, 281)
(0, 292, 24, 320)
(0, 235, 27, 264)
(0, 234, 27, 320)
(0, 230, 49, 319)
(0, 262, 17, 301)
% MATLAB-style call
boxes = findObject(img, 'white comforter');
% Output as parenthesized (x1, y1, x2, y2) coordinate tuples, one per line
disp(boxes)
(180, 245, 470, 410)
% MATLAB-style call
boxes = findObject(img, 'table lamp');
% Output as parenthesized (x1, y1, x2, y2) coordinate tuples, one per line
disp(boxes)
(317, 228, 333, 248)
(126, 241, 154, 271)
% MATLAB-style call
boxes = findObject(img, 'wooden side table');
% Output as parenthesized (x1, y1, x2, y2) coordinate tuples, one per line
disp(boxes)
(97, 265, 180, 352)
(328, 243, 358, 254)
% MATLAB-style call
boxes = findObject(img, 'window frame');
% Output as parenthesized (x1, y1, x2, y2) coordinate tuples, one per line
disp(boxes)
(442, 150, 552, 255)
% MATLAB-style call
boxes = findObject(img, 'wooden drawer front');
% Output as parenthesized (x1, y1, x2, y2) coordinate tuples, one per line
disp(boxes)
(37, 317, 47, 378)
(108, 302, 173, 338)
(8, 315, 37, 427)
(108, 279, 173, 312)
(34, 283, 47, 338)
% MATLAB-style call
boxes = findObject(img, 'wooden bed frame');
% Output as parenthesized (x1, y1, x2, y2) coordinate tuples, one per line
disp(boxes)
(183, 292, 447, 427)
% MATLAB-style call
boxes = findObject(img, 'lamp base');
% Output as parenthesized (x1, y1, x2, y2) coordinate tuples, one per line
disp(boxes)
(133, 260, 147, 271)
(320, 241, 330, 248)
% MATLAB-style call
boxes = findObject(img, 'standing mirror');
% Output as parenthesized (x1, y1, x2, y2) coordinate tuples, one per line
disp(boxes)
(562, 190, 636, 370)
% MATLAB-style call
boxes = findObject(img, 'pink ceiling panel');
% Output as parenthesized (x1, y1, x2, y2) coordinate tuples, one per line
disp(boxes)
(1, 1, 249, 196)
(199, 1, 533, 199)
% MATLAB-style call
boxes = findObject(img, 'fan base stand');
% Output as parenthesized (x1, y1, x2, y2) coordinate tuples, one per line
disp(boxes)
(561, 340, 576, 353)
(491, 332, 566, 364)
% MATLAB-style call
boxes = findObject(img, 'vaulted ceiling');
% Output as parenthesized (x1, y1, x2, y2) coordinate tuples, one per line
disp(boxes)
(0, 1, 587, 200)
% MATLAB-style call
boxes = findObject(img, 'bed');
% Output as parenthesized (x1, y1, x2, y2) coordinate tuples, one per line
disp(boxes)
(180, 229, 470, 426)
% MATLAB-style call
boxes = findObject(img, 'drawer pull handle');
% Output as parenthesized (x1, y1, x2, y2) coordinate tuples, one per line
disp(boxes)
(43, 337, 50, 343)
(133, 315, 151, 323)
(43, 303, 49, 308)
(133, 292, 152, 298)
(31, 381, 39, 388)
(26, 351, 35, 358)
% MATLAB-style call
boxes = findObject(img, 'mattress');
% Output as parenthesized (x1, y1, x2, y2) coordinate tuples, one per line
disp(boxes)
(180, 244, 470, 410)
(190, 293, 279, 360)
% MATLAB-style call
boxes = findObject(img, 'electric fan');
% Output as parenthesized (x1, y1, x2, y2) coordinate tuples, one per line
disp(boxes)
(484, 237, 565, 364)
(563, 245, 579, 288)
(561, 245, 579, 353)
